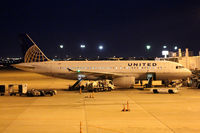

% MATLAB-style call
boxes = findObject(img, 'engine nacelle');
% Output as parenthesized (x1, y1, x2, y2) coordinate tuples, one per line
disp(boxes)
(113, 77, 135, 88)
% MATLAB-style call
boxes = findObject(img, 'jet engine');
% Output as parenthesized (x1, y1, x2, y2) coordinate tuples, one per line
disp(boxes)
(113, 77, 135, 88)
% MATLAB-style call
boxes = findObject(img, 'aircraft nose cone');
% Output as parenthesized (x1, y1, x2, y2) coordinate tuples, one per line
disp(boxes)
(188, 71, 192, 77)
(185, 69, 192, 77)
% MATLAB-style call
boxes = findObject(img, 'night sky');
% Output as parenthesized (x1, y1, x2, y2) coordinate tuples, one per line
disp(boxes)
(0, 0, 200, 58)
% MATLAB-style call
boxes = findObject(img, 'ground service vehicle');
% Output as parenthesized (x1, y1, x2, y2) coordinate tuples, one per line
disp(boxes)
(147, 81, 182, 94)
(26, 89, 57, 97)
(9, 84, 20, 96)
(134, 80, 162, 88)
(85, 80, 115, 92)
(135, 78, 181, 94)
(150, 87, 179, 94)
(8, 83, 57, 97)
(190, 70, 200, 89)
(18, 84, 28, 95)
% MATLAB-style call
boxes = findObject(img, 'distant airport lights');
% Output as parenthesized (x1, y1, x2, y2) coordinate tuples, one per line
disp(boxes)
(163, 45, 178, 50)
(146, 45, 151, 50)
(80, 43, 105, 52)
(98, 45, 104, 51)
(163, 45, 167, 49)
(59, 45, 64, 49)
(80, 44, 86, 49)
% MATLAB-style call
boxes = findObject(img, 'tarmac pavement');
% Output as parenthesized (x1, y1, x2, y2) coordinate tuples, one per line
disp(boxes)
(0, 70, 200, 133)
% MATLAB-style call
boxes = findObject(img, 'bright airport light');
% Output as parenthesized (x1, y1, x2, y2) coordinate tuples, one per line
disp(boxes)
(80, 44, 85, 48)
(98, 45, 103, 50)
(59, 45, 64, 49)
(146, 45, 151, 50)
(163, 45, 167, 49)
(174, 46, 178, 50)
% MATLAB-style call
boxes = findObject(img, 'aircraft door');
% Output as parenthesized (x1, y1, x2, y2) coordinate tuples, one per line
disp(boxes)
(146, 72, 156, 80)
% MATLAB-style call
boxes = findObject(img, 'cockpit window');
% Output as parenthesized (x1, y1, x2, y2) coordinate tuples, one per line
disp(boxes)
(176, 66, 184, 69)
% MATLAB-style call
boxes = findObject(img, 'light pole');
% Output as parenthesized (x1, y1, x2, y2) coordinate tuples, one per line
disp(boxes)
(59, 45, 64, 49)
(174, 46, 178, 50)
(80, 43, 86, 58)
(80, 44, 85, 49)
(146, 45, 151, 50)
(145, 45, 151, 58)
(98, 45, 103, 51)
(98, 44, 104, 59)
(59, 45, 64, 59)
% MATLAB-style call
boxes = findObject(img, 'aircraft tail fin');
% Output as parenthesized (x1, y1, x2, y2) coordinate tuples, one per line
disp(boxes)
(19, 34, 50, 63)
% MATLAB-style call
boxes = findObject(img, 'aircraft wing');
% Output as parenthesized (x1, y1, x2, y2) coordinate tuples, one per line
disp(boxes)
(67, 68, 123, 79)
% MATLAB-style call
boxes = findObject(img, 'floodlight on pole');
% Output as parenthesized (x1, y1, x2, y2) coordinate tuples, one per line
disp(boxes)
(80, 44, 85, 48)
(59, 45, 64, 49)
(146, 45, 151, 50)
(98, 45, 103, 50)
(174, 46, 178, 50)
(163, 45, 167, 49)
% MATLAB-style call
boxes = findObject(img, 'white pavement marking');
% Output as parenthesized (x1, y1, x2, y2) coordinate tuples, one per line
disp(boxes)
(126, 93, 175, 133)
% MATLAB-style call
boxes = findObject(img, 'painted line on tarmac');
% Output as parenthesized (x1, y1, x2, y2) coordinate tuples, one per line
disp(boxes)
(83, 98, 89, 133)
(126, 94, 175, 133)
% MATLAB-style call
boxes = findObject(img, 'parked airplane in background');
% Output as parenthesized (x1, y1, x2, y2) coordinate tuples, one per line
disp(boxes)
(14, 34, 192, 88)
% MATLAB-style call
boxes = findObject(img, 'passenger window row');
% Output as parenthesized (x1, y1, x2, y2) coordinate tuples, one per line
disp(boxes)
(58, 66, 163, 70)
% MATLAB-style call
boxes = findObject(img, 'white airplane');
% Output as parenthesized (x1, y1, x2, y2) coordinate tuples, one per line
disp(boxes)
(14, 34, 192, 88)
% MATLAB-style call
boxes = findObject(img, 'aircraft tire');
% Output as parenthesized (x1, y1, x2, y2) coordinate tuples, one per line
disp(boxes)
(49, 92, 54, 96)
(153, 89, 159, 93)
(40, 91, 46, 96)
(198, 84, 200, 89)
(168, 89, 174, 94)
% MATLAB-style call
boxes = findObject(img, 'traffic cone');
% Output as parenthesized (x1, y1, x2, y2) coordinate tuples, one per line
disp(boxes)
(126, 101, 130, 111)
(121, 104, 126, 112)
(80, 121, 82, 133)
(92, 91, 94, 98)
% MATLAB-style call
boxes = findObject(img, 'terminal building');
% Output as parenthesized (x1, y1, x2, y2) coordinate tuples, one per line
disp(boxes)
(157, 48, 200, 71)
